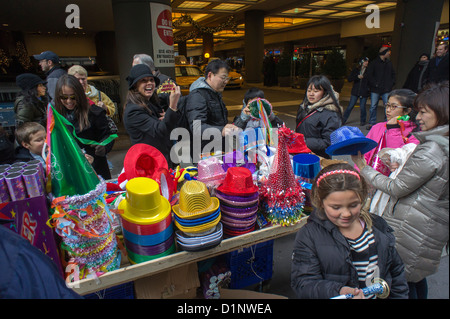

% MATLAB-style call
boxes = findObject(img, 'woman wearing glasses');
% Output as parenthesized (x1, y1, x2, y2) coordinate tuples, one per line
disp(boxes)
(53, 74, 112, 179)
(352, 82, 449, 299)
(363, 89, 420, 169)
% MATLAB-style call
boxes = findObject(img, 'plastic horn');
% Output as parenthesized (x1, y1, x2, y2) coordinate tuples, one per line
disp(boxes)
(331, 278, 390, 299)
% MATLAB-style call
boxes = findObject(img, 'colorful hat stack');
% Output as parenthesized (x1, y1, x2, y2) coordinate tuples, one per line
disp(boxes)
(172, 180, 223, 251)
(216, 167, 259, 237)
(292, 153, 321, 215)
(260, 126, 305, 226)
(118, 177, 175, 264)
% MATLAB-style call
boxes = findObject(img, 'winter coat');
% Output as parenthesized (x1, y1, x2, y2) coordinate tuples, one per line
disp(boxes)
(45, 66, 66, 101)
(0, 225, 82, 299)
(360, 125, 449, 283)
(14, 94, 48, 127)
(185, 77, 229, 153)
(66, 105, 112, 180)
(348, 66, 370, 97)
(123, 100, 181, 168)
(291, 210, 409, 299)
(424, 53, 449, 84)
(85, 84, 116, 117)
(366, 57, 395, 94)
(403, 60, 429, 93)
(295, 92, 343, 159)
(364, 120, 420, 164)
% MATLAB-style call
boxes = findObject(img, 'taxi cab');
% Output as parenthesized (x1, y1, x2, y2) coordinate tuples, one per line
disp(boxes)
(175, 64, 203, 95)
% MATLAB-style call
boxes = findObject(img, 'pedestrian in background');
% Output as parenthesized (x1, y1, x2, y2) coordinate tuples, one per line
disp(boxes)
(352, 81, 449, 299)
(403, 53, 429, 93)
(14, 73, 49, 127)
(33, 51, 66, 102)
(295, 75, 342, 159)
(342, 57, 370, 126)
(424, 42, 449, 84)
(366, 46, 395, 129)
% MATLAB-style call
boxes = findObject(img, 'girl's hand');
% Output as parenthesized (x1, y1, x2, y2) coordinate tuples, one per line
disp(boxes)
(351, 151, 367, 170)
(242, 105, 251, 116)
(339, 286, 365, 299)
(383, 154, 400, 171)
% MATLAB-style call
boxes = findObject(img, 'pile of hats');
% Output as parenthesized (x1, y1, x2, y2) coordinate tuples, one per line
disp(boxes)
(173, 180, 223, 251)
(119, 177, 175, 264)
(216, 167, 259, 237)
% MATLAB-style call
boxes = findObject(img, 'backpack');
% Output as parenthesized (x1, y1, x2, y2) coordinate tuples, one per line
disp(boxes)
(176, 95, 190, 131)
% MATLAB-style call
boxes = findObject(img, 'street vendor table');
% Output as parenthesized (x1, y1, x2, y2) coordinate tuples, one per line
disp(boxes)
(68, 217, 308, 295)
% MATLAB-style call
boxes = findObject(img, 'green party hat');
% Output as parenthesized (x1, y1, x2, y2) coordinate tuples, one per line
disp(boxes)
(46, 105, 110, 198)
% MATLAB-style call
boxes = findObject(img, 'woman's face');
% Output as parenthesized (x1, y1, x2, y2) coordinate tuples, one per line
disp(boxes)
(385, 96, 410, 122)
(322, 190, 362, 233)
(60, 85, 77, 111)
(307, 84, 324, 104)
(36, 83, 46, 97)
(416, 105, 438, 131)
(136, 77, 156, 99)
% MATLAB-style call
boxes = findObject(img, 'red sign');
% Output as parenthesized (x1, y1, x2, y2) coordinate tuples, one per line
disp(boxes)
(156, 9, 173, 46)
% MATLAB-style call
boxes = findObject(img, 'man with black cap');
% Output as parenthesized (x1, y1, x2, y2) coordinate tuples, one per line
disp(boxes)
(33, 51, 67, 102)
(366, 46, 396, 129)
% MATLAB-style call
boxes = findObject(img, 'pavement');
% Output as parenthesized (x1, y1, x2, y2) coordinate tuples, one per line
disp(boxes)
(107, 81, 449, 299)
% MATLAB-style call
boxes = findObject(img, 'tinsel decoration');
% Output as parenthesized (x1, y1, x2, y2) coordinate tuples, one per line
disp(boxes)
(259, 125, 305, 226)
(173, 14, 238, 42)
(14, 41, 32, 70)
(0, 49, 11, 74)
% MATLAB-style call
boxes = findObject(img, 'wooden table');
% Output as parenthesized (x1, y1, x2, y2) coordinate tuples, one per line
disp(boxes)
(69, 217, 308, 295)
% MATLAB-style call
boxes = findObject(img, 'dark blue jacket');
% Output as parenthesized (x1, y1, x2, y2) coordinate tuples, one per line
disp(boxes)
(0, 225, 82, 299)
(291, 210, 409, 299)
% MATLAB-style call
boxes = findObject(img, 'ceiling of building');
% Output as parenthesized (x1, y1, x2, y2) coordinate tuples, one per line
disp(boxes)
(0, 0, 397, 48)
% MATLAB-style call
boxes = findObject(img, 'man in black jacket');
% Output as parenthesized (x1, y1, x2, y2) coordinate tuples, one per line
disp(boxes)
(185, 59, 238, 163)
(366, 47, 395, 129)
(33, 51, 66, 103)
(424, 42, 449, 85)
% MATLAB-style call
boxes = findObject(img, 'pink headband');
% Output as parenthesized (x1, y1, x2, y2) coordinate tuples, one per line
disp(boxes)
(316, 169, 360, 187)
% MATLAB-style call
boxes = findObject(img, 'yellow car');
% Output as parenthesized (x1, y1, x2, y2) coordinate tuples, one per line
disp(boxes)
(175, 64, 203, 96)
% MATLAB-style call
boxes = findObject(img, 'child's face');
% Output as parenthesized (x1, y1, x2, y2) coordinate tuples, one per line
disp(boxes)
(322, 190, 362, 232)
(385, 96, 409, 121)
(23, 130, 46, 156)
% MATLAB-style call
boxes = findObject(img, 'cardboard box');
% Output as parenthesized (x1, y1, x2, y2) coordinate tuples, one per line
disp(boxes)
(134, 263, 200, 299)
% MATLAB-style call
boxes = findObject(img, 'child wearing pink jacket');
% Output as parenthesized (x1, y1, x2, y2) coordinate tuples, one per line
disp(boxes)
(364, 89, 420, 164)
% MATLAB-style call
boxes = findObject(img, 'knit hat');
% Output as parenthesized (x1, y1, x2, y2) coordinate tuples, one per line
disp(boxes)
(33, 51, 60, 63)
(127, 64, 160, 89)
(16, 73, 46, 91)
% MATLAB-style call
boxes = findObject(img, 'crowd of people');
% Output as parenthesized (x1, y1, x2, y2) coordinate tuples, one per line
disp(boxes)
(0, 43, 448, 299)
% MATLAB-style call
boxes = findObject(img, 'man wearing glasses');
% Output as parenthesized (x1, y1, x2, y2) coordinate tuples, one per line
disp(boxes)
(33, 51, 67, 103)
(185, 59, 238, 163)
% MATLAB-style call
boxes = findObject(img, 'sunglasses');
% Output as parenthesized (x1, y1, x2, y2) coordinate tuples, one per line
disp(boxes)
(60, 94, 76, 101)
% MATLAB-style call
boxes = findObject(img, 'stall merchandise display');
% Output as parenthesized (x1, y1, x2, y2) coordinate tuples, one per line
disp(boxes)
(118, 177, 174, 263)
(172, 180, 223, 251)
(216, 167, 259, 237)
(292, 153, 321, 215)
(326, 125, 377, 156)
(260, 126, 305, 226)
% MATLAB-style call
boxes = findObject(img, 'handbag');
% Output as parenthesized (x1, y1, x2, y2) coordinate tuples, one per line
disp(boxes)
(367, 129, 391, 176)
(98, 91, 118, 134)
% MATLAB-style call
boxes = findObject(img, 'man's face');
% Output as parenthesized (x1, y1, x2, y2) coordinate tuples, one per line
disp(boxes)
(436, 44, 448, 57)
(206, 67, 230, 93)
(38, 59, 53, 72)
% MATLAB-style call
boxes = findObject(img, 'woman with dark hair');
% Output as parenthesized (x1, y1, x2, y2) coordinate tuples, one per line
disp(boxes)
(53, 74, 112, 179)
(295, 75, 343, 159)
(14, 73, 49, 127)
(403, 53, 430, 93)
(352, 81, 449, 299)
(123, 64, 181, 167)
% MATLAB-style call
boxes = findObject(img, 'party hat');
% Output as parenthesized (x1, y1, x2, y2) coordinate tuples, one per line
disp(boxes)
(46, 104, 120, 280)
(259, 125, 305, 226)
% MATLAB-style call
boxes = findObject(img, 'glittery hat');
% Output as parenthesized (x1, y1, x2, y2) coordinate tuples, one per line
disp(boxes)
(217, 166, 258, 196)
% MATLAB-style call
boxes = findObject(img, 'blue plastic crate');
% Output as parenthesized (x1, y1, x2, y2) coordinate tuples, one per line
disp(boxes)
(226, 240, 274, 289)
(84, 282, 135, 299)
